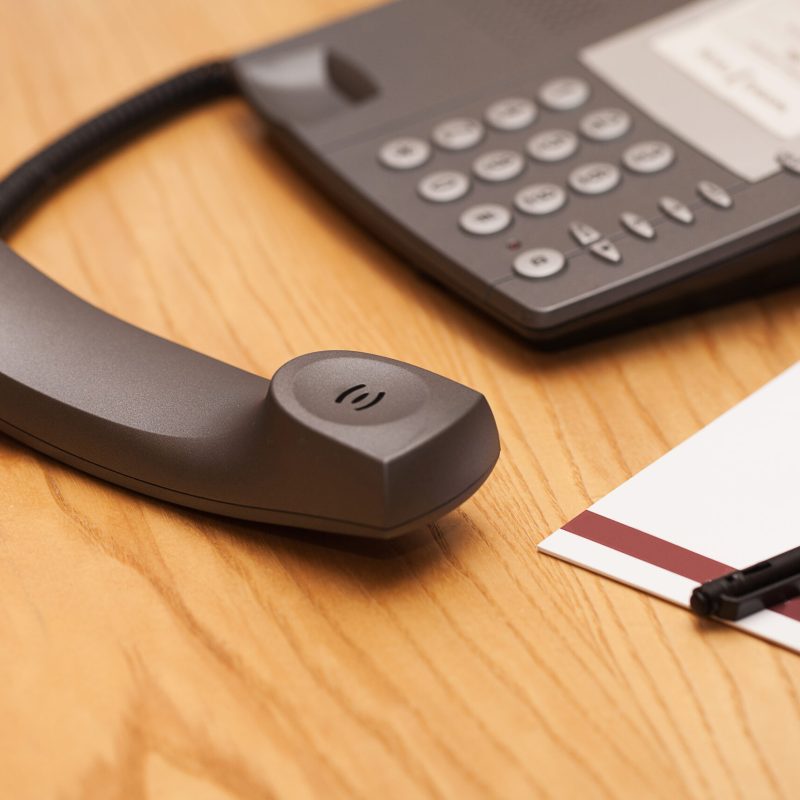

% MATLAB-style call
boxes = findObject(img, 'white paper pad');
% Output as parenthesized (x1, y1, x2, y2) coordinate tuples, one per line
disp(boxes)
(539, 362, 800, 652)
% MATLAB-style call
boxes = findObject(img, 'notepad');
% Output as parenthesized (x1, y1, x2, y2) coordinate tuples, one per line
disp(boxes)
(539, 361, 800, 652)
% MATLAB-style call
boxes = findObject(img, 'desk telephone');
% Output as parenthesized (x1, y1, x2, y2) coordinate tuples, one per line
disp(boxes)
(0, 0, 797, 536)
(235, 0, 800, 344)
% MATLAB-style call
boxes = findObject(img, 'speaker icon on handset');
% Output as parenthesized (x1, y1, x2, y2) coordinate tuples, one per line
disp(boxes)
(336, 384, 386, 411)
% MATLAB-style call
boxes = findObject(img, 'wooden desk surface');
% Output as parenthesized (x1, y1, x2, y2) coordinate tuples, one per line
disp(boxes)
(2, 1, 799, 797)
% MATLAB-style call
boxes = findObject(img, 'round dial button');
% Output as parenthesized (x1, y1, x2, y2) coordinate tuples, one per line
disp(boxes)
(432, 118, 485, 151)
(538, 77, 591, 110)
(417, 171, 471, 203)
(526, 129, 579, 163)
(513, 248, 566, 279)
(473, 150, 526, 183)
(568, 162, 622, 195)
(622, 140, 675, 174)
(486, 97, 537, 131)
(514, 183, 567, 216)
(459, 204, 513, 236)
(378, 137, 432, 170)
(580, 108, 632, 141)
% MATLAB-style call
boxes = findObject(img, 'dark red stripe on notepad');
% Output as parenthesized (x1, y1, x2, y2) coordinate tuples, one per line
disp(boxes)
(563, 510, 800, 623)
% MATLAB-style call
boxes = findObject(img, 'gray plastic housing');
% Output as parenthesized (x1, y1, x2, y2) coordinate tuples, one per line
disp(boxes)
(233, 0, 800, 346)
(0, 242, 499, 537)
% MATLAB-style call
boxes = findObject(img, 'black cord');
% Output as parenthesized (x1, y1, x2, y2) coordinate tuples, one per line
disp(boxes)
(0, 60, 240, 236)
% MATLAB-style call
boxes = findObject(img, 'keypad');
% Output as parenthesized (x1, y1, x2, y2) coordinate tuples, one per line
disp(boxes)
(486, 98, 537, 131)
(433, 118, 485, 151)
(418, 171, 471, 203)
(460, 204, 513, 236)
(473, 150, 526, 183)
(376, 73, 743, 288)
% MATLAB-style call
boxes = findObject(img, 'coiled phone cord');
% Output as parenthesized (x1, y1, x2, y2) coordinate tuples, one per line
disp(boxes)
(0, 60, 239, 236)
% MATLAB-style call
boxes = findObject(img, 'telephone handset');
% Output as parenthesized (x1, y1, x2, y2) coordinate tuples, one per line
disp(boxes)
(0, 63, 499, 539)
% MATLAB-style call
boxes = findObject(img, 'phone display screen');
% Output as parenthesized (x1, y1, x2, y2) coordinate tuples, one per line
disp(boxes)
(653, 0, 800, 139)
(582, 0, 800, 181)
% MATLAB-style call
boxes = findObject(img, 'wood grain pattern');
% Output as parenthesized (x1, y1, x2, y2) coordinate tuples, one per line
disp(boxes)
(1, 1, 800, 797)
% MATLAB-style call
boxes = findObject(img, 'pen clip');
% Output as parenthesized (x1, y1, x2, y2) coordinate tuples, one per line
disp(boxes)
(706, 574, 800, 620)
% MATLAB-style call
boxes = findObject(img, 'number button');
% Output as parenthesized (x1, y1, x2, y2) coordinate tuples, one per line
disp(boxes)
(568, 162, 622, 195)
(473, 150, 526, 183)
(486, 98, 537, 131)
(433, 118, 485, 151)
(379, 137, 431, 170)
(580, 108, 632, 141)
(526, 129, 579, 163)
(538, 77, 591, 111)
(418, 171, 471, 203)
(514, 183, 567, 216)
(513, 248, 566, 279)
(622, 141, 675, 174)
(460, 204, 513, 236)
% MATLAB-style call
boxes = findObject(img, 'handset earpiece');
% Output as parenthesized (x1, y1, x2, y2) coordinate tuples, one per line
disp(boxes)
(0, 242, 499, 537)
(264, 351, 499, 536)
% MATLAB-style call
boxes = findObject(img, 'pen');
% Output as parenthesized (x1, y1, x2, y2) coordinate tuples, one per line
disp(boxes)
(691, 545, 800, 621)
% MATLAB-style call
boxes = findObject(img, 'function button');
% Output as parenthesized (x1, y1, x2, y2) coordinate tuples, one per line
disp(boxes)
(659, 196, 694, 224)
(589, 239, 622, 264)
(460, 203, 513, 236)
(622, 140, 675, 174)
(697, 180, 733, 209)
(432, 117, 485, 151)
(569, 221, 602, 247)
(620, 211, 656, 240)
(514, 183, 567, 216)
(538, 77, 591, 111)
(526, 129, 579, 163)
(513, 248, 566, 279)
(473, 150, 526, 183)
(579, 108, 632, 142)
(777, 150, 800, 174)
(379, 137, 431, 170)
(417, 171, 471, 203)
(568, 162, 622, 195)
(486, 97, 537, 131)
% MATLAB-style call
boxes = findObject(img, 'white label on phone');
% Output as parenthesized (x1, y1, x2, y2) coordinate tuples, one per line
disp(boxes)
(653, 0, 800, 139)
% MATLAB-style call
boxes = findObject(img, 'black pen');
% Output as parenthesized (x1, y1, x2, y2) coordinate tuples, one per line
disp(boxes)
(691, 545, 800, 621)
